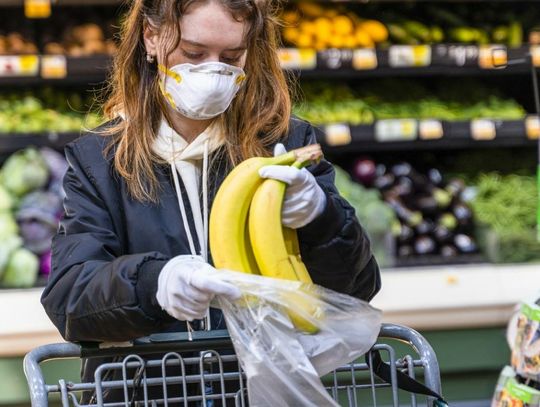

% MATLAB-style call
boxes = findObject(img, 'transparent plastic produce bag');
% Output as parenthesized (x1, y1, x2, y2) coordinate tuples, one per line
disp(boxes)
(212, 269, 382, 407)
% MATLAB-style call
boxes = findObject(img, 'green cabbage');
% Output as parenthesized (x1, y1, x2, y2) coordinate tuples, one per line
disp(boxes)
(0, 235, 22, 280)
(0, 185, 13, 212)
(0, 212, 18, 238)
(0, 148, 49, 197)
(1, 247, 39, 288)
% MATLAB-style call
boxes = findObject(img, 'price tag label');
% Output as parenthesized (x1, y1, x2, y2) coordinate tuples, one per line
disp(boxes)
(353, 48, 377, 70)
(41, 55, 67, 78)
(419, 120, 443, 140)
(278, 48, 316, 70)
(531, 45, 540, 67)
(471, 119, 496, 140)
(478, 45, 507, 69)
(433, 44, 479, 67)
(375, 119, 418, 142)
(0, 55, 39, 77)
(318, 49, 353, 70)
(24, 0, 51, 18)
(388, 45, 431, 68)
(526, 115, 540, 140)
(324, 124, 351, 147)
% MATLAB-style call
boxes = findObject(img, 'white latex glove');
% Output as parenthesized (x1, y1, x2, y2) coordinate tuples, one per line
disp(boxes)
(156, 255, 241, 321)
(258, 143, 327, 229)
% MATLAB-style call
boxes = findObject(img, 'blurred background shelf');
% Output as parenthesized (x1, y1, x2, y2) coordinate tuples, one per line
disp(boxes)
(317, 119, 539, 152)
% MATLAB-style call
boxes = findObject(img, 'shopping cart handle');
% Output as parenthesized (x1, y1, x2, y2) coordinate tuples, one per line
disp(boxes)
(134, 329, 230, 344)
(79, 329, 233, 358)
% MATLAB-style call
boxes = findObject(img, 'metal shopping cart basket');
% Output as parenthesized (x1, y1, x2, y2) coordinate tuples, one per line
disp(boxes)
(24, 323, 446, 407)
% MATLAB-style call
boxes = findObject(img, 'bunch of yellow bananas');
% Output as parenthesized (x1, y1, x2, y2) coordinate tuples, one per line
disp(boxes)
(281, 2, 388, 50)
(209, 144, 324, 333)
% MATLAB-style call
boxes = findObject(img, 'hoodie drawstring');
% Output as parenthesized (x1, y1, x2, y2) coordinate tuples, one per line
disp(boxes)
(170, 136, 212, 332)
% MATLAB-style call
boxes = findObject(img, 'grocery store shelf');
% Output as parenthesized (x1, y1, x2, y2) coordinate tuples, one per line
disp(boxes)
(287, 45, 537, 78)
(1, 263, 539, 356)
(0, 55, 111, 86)
(0, 132, 79, 154)
(0, 45, 536, 87)
(371, 262, 540, 330)
(0, 0, 121, 6)
(318, 118, 539, 152)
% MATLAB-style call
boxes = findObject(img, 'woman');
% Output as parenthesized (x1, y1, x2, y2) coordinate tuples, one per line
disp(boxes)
(41, 0, 381, 401)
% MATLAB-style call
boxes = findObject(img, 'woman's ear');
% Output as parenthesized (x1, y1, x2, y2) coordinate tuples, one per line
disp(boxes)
(143, 21, 159, 57)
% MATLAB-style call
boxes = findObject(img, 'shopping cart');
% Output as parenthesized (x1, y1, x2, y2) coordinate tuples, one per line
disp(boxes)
(24, 323, 444, 407)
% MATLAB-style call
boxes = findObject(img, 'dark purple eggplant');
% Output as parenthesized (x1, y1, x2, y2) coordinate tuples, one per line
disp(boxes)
(446, 178, 466, 200)
(454, 234, 478, 253)
(374, 173, 396, 191)
(453, 203, 473, 225)
(414, 236, 437, 255)
(353, 158, 376, 186)
(441, 244, 458, 258)
(416, 195, 439, 215)
(434, 225, 454, 244)
(386, 196, 423, 227)
(390, 162, 413, 178)
(391, 162, 429, 192)
(415, 219, 435, 235)
(397, 224, 415, 244)
(388, 177, 414, 201)
(428, 168, 443, 187)
(398, 245, 414, 257)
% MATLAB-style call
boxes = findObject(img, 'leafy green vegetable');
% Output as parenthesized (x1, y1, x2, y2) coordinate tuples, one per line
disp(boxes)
(0, 247, 39, 288)
(0, 185, 14, 212)
(471, 173, 537, 233)
(0, 212, 18, 238)
(293, 79, 526, 124)
(0, 148, 49, 197)
(334, 166, 397, 266)
(0, 236, 22, 280)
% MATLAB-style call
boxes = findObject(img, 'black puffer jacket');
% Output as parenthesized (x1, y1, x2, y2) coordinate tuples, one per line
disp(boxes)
(41, 116, 380, 353)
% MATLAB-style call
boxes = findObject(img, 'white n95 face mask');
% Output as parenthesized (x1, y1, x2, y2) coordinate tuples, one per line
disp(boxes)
(158, 61, 246, 120)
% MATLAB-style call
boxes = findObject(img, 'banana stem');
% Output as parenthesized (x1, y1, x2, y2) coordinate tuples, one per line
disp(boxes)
(290, 144, 323, 168)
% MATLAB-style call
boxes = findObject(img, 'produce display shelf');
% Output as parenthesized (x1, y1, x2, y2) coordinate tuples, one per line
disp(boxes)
(0, 45, 537, 87)
(0, 55, 112, 86)
(1, 262, 538, 356)
(0, 132, 79, 154)
(318, 119, 539, 152)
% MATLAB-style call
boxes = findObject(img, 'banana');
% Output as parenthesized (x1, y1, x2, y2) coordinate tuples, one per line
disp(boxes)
(209, 144, 321, 274)
(282, 227, 312, 284)
(248, 151, 323, 333)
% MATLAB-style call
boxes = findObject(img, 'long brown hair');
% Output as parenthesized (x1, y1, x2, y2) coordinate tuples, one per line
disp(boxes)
(100, 0, 291, 202)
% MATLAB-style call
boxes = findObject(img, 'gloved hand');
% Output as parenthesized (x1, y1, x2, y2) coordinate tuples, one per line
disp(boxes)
(258, 143, 327, 229)
(156, 255, 241, 321)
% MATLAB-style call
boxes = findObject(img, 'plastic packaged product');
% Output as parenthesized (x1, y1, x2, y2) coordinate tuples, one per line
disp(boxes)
(212, 269, 382, 407)
(492, 366, 540, 407)
(507, 299, 540, 382)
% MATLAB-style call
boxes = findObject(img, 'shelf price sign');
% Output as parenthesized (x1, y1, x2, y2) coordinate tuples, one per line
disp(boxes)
(353, 49, 377, 70)
(24, 0, 51, 18)
(526, 115, 540, 140)
(0, 55, 39, 77)
(324, 124, 351, 147)
(41, 55, 67, 79)
(531, 45, 540, 67)
(375, 119, 418, 142)
(278, 48, 316, 70)
(388, 45, 431, 68)
(471, 119, 496, 140)
(419, 120, 444, 140)
(478, 45, 507, 69)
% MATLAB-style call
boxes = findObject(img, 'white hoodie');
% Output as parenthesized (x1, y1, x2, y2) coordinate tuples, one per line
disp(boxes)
(152, 118, 224, 261)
